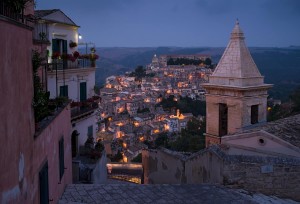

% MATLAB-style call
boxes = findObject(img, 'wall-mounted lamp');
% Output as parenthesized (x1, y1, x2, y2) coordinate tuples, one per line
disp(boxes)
(78, 34, 82, 40)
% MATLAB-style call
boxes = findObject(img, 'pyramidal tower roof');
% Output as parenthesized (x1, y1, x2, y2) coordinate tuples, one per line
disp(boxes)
(209, 20, 264, 87)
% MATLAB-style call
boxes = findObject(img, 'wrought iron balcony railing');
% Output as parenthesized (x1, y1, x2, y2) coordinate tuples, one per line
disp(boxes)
(0, 0, 33, 26)
(47, 59, 94, 71)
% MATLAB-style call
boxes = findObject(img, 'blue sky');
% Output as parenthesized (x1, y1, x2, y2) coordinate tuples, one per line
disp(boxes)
(36, 0, 300, 47)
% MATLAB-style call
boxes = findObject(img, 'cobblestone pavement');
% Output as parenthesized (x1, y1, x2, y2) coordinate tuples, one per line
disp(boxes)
(59, 183, 298, 204)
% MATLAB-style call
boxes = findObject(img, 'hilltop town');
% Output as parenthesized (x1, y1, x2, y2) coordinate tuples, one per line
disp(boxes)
(1, 1, 300, 204)
(97, 54, 214, 161)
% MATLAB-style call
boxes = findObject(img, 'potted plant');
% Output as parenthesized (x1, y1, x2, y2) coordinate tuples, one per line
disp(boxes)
(89, 53, 99, 67)
(73, 51, 80, 59)
(39, 32, 46, 41)
(90, 47, 96, 53)
(51, 52, 61, 59)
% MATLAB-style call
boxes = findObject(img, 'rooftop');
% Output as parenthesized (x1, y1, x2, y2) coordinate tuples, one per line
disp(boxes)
(59, 183, 297, 204)
(204, 20, 271, 88)
(245, 113, 300, 148)
(212, 20, 262, 79)
(34, 9, 79, 27)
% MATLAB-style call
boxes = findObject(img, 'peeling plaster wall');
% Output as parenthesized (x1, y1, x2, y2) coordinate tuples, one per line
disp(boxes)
(142, 149, 223, 185)
(143, 148, 300, 201)
(142, 150, 185, 184)
(185, 152, 223, 184)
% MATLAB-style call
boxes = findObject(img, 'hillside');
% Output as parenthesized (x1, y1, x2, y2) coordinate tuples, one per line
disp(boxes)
(94, 47, 300, 101)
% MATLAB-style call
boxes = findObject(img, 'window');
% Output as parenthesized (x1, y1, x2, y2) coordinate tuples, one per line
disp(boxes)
(219, 103, 228, 136)
(59, 137, 64, 180)
(251, 105, 259, 124)
(59, 85, 68, 97)
(258, 138, 266, 146)
(88, 125, 93, 137)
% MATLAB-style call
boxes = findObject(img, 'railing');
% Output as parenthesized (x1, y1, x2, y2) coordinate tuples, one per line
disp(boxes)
(35, 101, 69, 138)
(47, 59, 93, 71)
(71, 102, 98, 120)
(33, 23, 49, 42)
(0, 1, 33, 26)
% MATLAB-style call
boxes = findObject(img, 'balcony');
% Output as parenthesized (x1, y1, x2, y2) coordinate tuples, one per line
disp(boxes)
(71, 96, 100, 121)
(0, 0, 33, 26)
(47, 58, 94, 72)
(34, 99, 70, 138)
(33, 22, 50, 44)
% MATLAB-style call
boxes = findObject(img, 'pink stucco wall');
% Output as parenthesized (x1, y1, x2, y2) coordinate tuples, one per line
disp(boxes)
(33, 106, 72, 204)
(0, 7, 72, 204)
(0, 15, 36, 204)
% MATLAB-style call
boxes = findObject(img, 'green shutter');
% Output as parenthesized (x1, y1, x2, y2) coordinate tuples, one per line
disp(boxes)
(88, 125, 93, 137)
(62, 40, 68, 69)
(80, 82, 87, 101)
(59, 85, 68, 97)
(52, 39, 60, 53)
(62, 40, 68, 53)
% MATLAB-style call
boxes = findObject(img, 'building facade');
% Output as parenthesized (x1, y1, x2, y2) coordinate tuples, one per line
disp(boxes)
(34, 9, 99, 157)
(1, 2, 72, 203)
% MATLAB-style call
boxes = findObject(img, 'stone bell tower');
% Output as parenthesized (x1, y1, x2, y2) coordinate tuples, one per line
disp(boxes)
(202, 20, 272, 147)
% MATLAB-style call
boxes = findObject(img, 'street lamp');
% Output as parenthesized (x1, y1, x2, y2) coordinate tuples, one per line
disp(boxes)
(78, 33, 95, 55)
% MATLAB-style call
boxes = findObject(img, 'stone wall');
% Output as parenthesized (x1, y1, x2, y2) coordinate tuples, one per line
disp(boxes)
(142, 149, 187, 184)
(223, 155, 300, 201)
(142, 147, 300, 201)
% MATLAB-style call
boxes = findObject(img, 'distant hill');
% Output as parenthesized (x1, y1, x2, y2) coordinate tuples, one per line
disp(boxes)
(94, 47, 300, 101)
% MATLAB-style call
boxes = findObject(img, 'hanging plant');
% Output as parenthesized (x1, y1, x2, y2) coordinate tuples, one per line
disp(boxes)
(69, 41, 77, 48)
(32, 50, 50, 122)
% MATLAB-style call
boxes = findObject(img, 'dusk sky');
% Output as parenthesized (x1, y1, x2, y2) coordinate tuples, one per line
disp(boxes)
(36, 0, 300, 47)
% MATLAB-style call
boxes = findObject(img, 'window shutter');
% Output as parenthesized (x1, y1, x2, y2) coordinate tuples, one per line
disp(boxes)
(88, 126, 93, 137)
(52, 39, 59, 53)
(80, 82, 87, 101)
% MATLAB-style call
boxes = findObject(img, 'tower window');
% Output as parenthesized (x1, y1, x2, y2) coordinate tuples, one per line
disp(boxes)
(251, 105, 259, 124)
(219, 103, 228, 136)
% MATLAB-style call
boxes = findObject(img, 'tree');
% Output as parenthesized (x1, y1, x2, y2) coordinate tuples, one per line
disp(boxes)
(131, 153, 142, 163)
(111, 150, 123, 162)
(204, 58, 212, 66)
(157, 96, 206, 116)
(290, 86, 300, 113)
(95, 141, 104, 152)
(170, 118, 206, 152)
(155, 132, 170, 148)
(137, 107, 150, 113)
